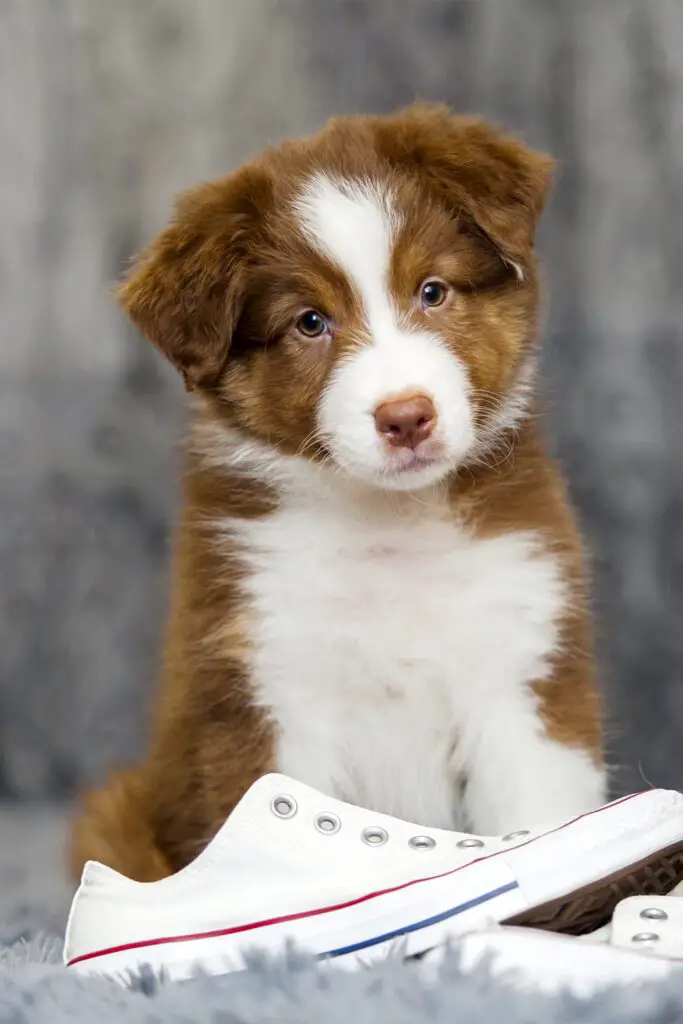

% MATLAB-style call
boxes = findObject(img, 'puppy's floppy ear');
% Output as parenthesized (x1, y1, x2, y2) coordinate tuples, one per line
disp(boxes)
(118, 165, 271, 390)
(379, 104, 554, 267)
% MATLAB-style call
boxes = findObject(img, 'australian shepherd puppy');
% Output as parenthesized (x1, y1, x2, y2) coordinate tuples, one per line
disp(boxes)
(72, 104, 605, 881)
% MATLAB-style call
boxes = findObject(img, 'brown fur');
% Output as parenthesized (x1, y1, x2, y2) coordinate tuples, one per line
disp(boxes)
(70, 104, 601, 882)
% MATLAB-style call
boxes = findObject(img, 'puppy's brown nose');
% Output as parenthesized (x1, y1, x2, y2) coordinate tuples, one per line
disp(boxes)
(374, 395, 436, 449)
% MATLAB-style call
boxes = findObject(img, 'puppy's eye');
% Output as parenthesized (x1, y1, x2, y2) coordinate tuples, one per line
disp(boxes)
(419, 279, 450, 309)
(296, 309, 329, 338)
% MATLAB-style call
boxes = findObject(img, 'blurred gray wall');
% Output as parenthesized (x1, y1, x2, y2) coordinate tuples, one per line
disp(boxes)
(2, 0, 683, 800)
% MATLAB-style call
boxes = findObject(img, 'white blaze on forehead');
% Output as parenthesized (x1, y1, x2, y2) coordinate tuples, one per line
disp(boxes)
(293, 174, 400, 336)
(294, 172, 476, 491)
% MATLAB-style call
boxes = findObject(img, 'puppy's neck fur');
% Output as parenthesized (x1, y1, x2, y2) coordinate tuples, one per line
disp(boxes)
(188, 395, 544, 530)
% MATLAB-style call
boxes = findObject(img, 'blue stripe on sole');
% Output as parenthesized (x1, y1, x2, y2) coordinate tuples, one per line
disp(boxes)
(321, 880, 520, 959)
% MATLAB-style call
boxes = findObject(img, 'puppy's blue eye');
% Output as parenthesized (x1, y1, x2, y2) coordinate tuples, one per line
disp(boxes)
(296, 310, 328, 337)
(420, 279, 449, 308)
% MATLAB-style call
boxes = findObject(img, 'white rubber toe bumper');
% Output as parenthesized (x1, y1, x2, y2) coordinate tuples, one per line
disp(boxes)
(506, 789, 683, 913)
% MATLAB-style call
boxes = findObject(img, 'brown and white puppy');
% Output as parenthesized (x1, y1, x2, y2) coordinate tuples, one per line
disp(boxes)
(72, 104, 605, 882)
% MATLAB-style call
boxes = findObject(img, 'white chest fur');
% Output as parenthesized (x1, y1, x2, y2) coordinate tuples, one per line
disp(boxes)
(225, 463, 602, 835)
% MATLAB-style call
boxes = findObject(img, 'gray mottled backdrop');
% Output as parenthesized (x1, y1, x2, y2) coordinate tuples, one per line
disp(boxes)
(2, 0, 683, 805)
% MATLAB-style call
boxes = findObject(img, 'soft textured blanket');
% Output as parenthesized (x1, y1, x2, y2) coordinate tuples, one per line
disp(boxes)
(4, 920, 683, 1024)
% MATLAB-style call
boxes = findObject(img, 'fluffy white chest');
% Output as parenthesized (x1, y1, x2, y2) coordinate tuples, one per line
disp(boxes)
(231, 480, 567, 831)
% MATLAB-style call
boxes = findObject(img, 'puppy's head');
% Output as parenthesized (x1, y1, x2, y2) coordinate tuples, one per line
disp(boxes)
(120, 104, 553, 491)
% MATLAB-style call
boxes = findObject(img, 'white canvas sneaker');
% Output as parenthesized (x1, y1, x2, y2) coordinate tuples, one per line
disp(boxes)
(451, 892, 683, 998)
(64, 775, 683, 983)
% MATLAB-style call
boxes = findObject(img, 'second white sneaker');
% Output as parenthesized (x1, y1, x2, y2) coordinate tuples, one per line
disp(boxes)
(452, 891, 683, 998)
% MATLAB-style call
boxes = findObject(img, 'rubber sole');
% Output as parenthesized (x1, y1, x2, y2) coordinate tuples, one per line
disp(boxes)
(68, 845, 683, 979)
(505, 841, 683, 936)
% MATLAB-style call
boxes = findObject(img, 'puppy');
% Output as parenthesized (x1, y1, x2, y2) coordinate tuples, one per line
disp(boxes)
(72, 104, 605, 882)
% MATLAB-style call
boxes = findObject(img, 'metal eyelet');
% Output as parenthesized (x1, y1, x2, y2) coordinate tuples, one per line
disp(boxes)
(456, 838, 485, 849)
(631, 932, 660, 943)
(409, 835, 436, 850)
(362, 826, 388, 846)
(271, 794, 297, 819)
(640, 908, 668, 922)
(315, 812, 341, 835)
(502, 830, 530, 842)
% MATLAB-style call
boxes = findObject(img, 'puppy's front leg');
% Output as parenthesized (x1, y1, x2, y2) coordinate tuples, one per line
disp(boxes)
(461, 693, 607, 837)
